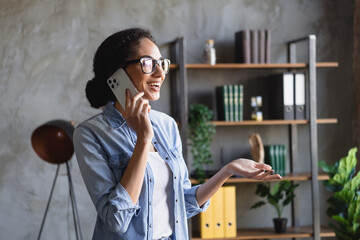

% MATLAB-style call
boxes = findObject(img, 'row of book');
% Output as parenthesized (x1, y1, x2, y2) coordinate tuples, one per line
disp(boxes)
(268, 72, 306, 120)
(199, 186, 237, 238)
(235, 29, 271, 64)
(216, 84, 244, 121)
(264, 145, 286, 176)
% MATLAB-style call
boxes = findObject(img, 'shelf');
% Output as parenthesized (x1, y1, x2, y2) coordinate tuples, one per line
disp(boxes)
(190, 173, 329, 184)
(170, 63, 179, 70)
(186, 62, 339, 69)
(192, 226, 335, 239)
(211, 118, 338, 126)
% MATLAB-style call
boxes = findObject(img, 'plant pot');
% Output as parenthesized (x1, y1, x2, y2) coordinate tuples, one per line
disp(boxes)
(273, 218, 287, 233)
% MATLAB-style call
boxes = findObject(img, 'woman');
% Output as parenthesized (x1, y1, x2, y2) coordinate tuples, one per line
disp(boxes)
(73, 27, 281, 240)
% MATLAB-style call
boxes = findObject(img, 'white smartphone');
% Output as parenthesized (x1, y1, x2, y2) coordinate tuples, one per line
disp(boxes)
(107, 68, 138, 108)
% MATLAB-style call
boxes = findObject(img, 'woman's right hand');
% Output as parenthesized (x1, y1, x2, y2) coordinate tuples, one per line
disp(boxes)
(122, 89, 154, 143)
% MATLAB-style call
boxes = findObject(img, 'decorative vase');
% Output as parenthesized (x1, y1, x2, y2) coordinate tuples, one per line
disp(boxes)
(273, 218, 287, 233)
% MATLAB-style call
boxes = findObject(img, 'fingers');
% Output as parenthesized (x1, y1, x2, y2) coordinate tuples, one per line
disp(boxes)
(255, 163, 273, 171)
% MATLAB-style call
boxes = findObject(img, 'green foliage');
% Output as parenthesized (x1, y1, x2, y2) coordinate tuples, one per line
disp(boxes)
(188, 104, 216, 183)
(250, 180, 299, 218)
(319, 147, 360, 240)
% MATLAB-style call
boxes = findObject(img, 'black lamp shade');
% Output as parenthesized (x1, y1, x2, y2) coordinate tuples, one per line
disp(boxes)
(31, 120, 75, 164)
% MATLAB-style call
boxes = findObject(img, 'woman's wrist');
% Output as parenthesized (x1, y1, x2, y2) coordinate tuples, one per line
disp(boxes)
(222, 162, 235, 178)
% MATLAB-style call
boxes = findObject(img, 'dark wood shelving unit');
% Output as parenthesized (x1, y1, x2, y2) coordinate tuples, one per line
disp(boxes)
(168, 36, 338, 240)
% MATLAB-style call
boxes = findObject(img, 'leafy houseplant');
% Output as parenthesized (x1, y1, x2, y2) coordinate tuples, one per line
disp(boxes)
(250, 180, 299, 233)
(319, 147, 360, 240)
(188, 104, 216, 183)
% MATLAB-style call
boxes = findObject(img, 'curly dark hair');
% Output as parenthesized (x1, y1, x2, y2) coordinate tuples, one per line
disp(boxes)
(85, 27, 156, 108)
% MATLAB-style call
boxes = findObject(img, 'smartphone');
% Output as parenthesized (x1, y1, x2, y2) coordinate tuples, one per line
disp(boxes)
(107, 68, 138, 108)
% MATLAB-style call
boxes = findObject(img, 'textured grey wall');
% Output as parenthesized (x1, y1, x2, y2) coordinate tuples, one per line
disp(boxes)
(0, 0, 353, 239)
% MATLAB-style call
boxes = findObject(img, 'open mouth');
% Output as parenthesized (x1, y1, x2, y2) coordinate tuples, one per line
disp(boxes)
(148, 82, 161, 90)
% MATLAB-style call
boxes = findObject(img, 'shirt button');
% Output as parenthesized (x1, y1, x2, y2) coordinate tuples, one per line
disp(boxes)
(154, 141, 157, 144)
(175, 199, 178, 202)
(149, 201, 152, 205)
(150, 224, 152, 228)
(174, 176, 177, 180)
(150, 179, 153, 182)
(176, 220, 179, 224)
(165, 157, 169, 160)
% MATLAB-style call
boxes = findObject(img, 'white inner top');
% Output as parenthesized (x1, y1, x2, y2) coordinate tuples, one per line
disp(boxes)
(148, 151, 174, 239)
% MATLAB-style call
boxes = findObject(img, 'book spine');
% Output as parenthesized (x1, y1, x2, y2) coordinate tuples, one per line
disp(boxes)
(233, 85, 239, 121)
(235, 30, 251, 63)
(265, 29, 271, 63)
(224, 85, 230, 121)
(251, 30, 259, 64)
(259, 29, 266, 64)
(228, 85, 234, 121)
(239, 84, 244, 121)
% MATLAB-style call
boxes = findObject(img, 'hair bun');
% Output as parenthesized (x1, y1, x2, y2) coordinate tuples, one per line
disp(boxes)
(85, 78, 112, 108)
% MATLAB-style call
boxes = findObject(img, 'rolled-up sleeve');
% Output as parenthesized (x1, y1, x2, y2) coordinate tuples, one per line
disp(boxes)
(184, 184, 210, 218)
(73, 125, 140, 233)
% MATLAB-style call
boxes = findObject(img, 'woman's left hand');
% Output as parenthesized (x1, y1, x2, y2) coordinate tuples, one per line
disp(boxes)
(225, 158, 282, 181)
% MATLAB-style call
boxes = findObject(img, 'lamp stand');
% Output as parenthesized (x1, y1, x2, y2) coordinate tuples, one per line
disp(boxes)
(37, 163, 83, 240)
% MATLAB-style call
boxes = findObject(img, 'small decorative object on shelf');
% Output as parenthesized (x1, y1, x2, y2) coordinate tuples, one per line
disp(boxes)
(248, 133, 264, 164)
(250, 180, 299, 233)
(319, 147, 360, 240)
(203, 39, 216, 65)
(251, 96, 263, 121)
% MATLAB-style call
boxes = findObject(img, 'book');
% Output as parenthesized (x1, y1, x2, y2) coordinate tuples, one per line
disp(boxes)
(216, 85, 230, 121)
(294, 72, 306, 119)
(233, 85, 239, 121)
(250, 30, 259, 63)
(268, 73, 295, 120)
(264, 145, 286, 176)
(265, 29, 271, 63)
(239, 84, 244, 121)
(235, 30, 251, 63)
(259, 29, 266, 64)
(223, 186, 237, 237)
(228, 85, 234, 121)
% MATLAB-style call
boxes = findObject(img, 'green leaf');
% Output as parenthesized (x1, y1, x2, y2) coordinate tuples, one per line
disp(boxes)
(332, 215, 350, 227)
(250, 201, 266, 209)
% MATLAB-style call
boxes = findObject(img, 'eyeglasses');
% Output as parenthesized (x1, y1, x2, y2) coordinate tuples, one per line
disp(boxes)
(124, 57, 171, 74)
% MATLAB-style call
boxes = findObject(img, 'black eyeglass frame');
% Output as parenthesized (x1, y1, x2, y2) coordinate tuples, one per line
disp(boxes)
(124, 57, 171, 74)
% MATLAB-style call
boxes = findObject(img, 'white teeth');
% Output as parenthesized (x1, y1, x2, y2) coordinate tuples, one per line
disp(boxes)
(149, 83, 160, 87)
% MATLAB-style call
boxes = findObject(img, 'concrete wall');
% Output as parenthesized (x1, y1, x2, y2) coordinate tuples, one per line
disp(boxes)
(0, 0, 354, 239)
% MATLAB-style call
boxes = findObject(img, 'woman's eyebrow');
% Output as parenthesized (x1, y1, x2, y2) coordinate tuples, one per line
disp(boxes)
(139, 55, 163, 59)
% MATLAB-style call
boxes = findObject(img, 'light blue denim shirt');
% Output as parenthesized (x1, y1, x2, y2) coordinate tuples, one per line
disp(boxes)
(73, 102, 209, 240)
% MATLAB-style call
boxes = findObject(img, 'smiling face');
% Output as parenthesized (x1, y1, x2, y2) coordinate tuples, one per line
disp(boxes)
(124, 38, 166, 101)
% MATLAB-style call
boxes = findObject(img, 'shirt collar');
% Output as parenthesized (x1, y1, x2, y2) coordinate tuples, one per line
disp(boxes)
(103, 102, 126, 129)
(103, 101, 156, 129)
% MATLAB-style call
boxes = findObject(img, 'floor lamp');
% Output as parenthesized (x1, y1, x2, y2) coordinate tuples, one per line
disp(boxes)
(31, 120, 83, 240)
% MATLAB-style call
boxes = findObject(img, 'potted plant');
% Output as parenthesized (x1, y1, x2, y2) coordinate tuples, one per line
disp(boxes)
(250, 180, 299, 233)
(188, 104, 216, 183)
(319, 147, 360, 240)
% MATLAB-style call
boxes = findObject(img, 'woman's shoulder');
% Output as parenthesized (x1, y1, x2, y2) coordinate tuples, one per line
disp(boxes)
(73, 112, 108, 136)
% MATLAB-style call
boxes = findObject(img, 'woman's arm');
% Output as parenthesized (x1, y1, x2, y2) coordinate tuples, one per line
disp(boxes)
(116, 90, 154, 204)
(196, 158, 282, 206)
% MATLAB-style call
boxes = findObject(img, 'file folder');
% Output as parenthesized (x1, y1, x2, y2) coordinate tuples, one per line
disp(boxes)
(268, 73, 294, 120)
(199, 198, 214, 238)
(212, 187, 225, 238)
(294, 73, 306, 119)
(223, 186, 237, 237)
